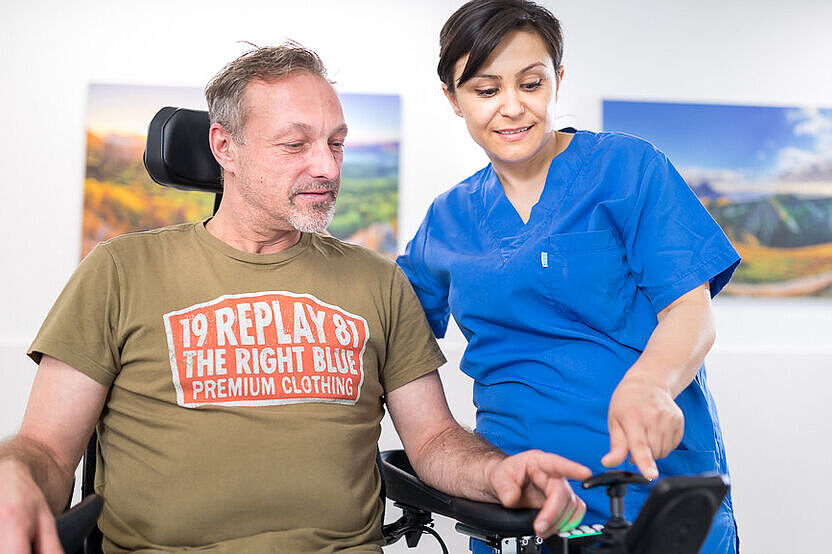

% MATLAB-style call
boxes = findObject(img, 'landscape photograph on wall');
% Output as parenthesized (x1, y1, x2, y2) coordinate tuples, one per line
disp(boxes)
(604, 100, 832, 297)
(83, 83, 400, 258)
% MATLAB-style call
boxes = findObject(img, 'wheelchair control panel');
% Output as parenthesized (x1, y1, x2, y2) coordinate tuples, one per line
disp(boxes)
(380, 450, 729, 554)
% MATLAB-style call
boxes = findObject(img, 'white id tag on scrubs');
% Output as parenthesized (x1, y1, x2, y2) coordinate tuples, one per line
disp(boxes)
(541, 251, 549, 268)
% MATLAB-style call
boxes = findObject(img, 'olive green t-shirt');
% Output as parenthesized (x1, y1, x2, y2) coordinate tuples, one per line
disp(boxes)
(29, 221, 446, 553)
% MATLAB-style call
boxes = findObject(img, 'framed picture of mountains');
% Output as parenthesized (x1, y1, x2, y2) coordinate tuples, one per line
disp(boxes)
(82, 83, 400, 259)
(604, 100, 832, 297)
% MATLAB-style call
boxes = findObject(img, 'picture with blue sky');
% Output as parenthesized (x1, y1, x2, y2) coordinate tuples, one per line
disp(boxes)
(604, 100, 832, 297)
(83, 84, 399, 258)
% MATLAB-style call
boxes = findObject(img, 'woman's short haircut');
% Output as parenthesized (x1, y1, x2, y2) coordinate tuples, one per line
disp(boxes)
(438, 0, 563, 92)
(205, 42, 327, 142)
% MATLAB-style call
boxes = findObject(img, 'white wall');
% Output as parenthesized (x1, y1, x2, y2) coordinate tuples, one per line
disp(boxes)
(2, 1, 831, 552)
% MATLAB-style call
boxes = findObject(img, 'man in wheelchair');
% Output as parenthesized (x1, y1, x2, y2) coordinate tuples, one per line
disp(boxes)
(0, 43, 593, 553)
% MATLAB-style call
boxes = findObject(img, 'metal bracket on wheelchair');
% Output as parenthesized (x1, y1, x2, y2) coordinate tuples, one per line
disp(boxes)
(454, 522, 543, 554)
(495, 535, 543, 554)
(383, 502, 435, 548)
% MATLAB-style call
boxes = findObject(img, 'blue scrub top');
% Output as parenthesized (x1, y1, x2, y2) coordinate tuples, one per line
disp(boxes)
(397, 131, 741, 546)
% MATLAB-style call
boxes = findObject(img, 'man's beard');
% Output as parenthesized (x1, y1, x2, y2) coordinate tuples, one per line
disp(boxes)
(287, 180, 339, 233)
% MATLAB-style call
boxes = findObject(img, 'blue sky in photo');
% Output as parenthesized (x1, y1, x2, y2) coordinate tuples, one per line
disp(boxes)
(87, 84, 399, 146)
(87, 84, 206, 137)
(339, 94, 400, 145)
(603, 100, 832, 182)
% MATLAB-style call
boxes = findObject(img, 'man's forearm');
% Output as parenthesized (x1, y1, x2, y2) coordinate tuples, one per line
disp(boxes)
(0, 436, 75, 514)
(408, 423, 506, 502)
(388, 371, 592, 531)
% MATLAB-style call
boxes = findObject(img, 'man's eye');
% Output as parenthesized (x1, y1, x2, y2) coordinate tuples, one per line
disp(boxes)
(330, 142, 345, 151)
(475, 88, 498, 97)
(521, 80, 543, 91)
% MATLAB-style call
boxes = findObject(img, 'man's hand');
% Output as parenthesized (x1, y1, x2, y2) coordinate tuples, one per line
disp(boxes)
(488, 450, 592, 537)
(0, 459, 64, 554)
(387, 372, 592, 538)
(600, 373, 684, 480)
(0, 355, 108, 553)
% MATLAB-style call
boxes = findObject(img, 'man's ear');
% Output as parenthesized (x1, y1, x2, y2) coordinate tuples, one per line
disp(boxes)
(209, 122, 237, 174)
(442, 84, 464, 118)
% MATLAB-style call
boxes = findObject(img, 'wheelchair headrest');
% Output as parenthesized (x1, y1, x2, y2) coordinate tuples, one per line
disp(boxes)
(143, 107, 223, 193)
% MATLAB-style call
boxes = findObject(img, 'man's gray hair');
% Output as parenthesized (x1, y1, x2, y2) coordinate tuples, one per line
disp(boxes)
(205, 42, 328, 142)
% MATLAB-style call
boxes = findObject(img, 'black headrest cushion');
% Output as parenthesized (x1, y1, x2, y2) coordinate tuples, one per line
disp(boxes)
(143, 107, 223, 193)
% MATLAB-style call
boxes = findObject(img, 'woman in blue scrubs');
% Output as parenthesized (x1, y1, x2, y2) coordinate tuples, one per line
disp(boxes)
(397, 1, 741, 552)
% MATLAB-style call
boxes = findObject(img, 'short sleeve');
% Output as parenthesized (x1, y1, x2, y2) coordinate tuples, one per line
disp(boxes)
(623, 151, 741, 312)
(28, 242, 122, 386)
(396, 205, 451, 338)
(379, 265, 447, 395)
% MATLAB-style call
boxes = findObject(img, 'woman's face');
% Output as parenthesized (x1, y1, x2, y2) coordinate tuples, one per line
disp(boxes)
(445, 28, 560, 167)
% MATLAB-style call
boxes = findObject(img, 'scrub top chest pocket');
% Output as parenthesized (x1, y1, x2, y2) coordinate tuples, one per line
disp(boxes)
(541, 229, 633, 335)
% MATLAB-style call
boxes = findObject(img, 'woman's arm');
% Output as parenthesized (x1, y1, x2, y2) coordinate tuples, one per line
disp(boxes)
(601, 281, 715, 480)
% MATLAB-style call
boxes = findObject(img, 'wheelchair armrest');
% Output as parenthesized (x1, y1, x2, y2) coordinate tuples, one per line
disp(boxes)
(380, 449, 538, 538)
(56, 494, 103, 554)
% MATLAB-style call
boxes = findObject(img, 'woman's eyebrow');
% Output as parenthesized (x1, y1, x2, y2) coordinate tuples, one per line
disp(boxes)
(471, 72, 501, 81)
(515, 62, 546, 76)
(471, 62, 547, 81)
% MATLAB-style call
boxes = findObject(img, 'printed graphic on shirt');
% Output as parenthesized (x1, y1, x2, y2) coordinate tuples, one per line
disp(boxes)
(163, 291, 369, 408)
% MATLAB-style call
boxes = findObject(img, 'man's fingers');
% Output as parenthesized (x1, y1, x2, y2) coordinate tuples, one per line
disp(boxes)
(563, 498, 586, 532)
(490, 459, 527, 508)
(0, 515, 33, 554)
(490, 452, 588, 538)
(0, 459, 66, 554)
(552, 498, 577, 531)
(532, 483, 569, 536)
(0, 505, 53, 554)
(548, 496, 586, 535)
(34, 506, 64, 554)
(0, 534, 31, 554)
(532, 477, 585, 537)
(531, 451, 592, 482)
(601, 420, 628, 468)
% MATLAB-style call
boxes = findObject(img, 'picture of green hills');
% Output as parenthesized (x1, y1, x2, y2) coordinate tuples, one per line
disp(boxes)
(82, 84, 400, 258)
(605, 100, 832, 297)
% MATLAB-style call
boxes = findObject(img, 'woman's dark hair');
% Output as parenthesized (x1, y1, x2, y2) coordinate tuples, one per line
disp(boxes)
(438, 0, 563, 91)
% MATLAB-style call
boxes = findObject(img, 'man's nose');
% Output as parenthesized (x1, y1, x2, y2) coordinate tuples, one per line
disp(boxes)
(308, 141, 340, 181)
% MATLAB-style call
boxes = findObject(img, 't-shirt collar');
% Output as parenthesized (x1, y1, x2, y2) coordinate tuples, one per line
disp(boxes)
(194, 218, 311, 265)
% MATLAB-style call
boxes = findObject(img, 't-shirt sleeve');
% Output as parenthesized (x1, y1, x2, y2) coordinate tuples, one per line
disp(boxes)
(623, 150, 741, 313)
(396, 205, 451, 338)
(379, 265, 447, 395)
(28, 242, 122, 386)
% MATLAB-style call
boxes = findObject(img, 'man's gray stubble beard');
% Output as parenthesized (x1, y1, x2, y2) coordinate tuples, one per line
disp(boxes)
(287, 180, 339, 233)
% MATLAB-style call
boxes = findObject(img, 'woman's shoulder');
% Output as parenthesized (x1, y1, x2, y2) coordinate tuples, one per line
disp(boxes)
(430, 164, 492, 212)
(574, 130, 667, 166)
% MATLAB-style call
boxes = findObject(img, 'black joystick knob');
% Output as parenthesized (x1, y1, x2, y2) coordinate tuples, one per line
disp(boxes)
(582, 471, 649, 544)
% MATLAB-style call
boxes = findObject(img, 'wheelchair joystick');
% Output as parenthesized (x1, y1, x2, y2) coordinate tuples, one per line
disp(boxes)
(579, 471, 649, 553)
